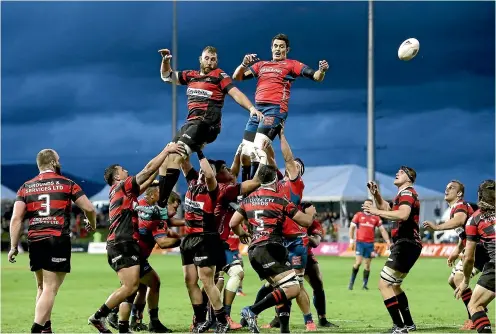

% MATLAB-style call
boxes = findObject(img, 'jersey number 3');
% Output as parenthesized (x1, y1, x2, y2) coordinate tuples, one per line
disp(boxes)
(254, 210, 264, 231)
(38, 194, 51, 216)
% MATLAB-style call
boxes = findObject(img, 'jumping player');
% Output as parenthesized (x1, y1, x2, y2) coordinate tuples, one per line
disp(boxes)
(156, 46, 263, 210)
(230, 164, 316, 334)
(179, 152, 230, 333)
(88, 142, 184, 333)
(348, 200, 391, 290)
(422, 180, 483, 330)
(232, 33, 329, 180)
(8, 149, 97, 333)
(455, 180, 495, 334)
(363, 166, 421, 334)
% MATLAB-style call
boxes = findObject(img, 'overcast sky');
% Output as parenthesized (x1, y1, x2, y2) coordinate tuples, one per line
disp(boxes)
(2, 1, 494, 201)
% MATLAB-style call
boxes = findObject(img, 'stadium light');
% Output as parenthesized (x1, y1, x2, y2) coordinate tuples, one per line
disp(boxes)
(367, 0, 376, 189)
(172, 0, 178, 193)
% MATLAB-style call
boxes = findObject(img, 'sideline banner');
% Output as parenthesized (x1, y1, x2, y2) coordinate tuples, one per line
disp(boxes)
(88, 242, 107, 254)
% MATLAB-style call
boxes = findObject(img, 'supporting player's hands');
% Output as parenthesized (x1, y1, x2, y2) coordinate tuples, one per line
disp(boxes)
(242, 54, 259, 67)
(422, 220, 438, 231)
(83, 218, 95, 232)
(7, 247, 18, 263)
(367, 181, 379, 195)
(249, 106, 264, 121)
(236, 142, 244, 156)
(239, 231, 252, 245)
(362, 201, 379, 215)
(447, 248, 460, 267)
(158, 49, 172, 62)
(165, 142, 187, 156)
(318, 60, 329, 72)
(454, 280, 469, 300)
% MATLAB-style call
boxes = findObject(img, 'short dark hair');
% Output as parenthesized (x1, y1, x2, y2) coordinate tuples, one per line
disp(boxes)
(295, 158, 305, 176)
(401, 165, 417, 183)
(258, 165, 277, 185)
(478, 179, 495, 212)
(168, 191, 181, 205)
(300, 202, 313, 211)
(450, 180, 465, 197)
(208, 159, 226, 175)
(104, 164, 119, 186)
(203, 46, 217, 54)
(272, 33, 290, 48)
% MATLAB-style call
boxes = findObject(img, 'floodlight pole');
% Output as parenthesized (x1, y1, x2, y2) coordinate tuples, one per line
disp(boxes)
(367, 0, 376, 189)
(172, 0, 178, 193)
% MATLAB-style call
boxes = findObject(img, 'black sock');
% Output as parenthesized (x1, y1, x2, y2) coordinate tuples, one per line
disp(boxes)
(384, 297, 404, 328)
(277, 302, 291, 333)
(158, 169, 180, 208)
(111, 307, 119, 315)
(242, 165, 251, 181)
(118, 320, 129, 333)
(149, 308, 159, 321)
(41, 320, 52, 333)
(255, 284, 273, 303)
(250, 287, 288, 315)
(472, 310, 492, 333)
(214, 307, 228, 325)
(461, 288, 473, 319)
(132, 303, 146, 319)
(396, 292, 414, 326)
(250, 162, 260, 179)
(31, 322, 44, 333)
(363, 270, 370, 287)
(313, 289, 326, 317)
(349, 267, 359, 286)
(224, 304, 232, 317)
(95, 303, 111, 318)
(193, 304, 206, 323)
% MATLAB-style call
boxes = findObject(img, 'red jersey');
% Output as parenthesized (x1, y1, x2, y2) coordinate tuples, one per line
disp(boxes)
(178, 68, 234, 126)
(450, 200, 475, 244)
(278, 176, 306, 238)
(466, 209, 495, 263)
(351, 212, 382, 243)
(307, 220, 324, 255)
(136, 199, 169, 259)
(391, 187, 421, 244)
(184, 169, 218, 234)
(107, 176, 140, 244)
(214, 182, 241, 241)
(249, 59, 309, 112)
(227, 230, 241, 251)
(237, 188, 298, 246)
(16, 171, 85, 241)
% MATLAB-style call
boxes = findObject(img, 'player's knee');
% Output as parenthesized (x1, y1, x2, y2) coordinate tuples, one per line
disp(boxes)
(226, 265, 244, 292)
(380, 266, 404, 287)
(447, 275, 456, 289)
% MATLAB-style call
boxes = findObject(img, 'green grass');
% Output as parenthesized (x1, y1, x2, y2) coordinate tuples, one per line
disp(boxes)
(2, 254, 494, 333)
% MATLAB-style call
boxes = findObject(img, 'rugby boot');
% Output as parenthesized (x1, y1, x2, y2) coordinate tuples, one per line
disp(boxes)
(239, 317, 248, 328)
(41, 321, 53, 333)
(305, 320, 317, 331)
(318, 318, 339, 328)
(130, 314, 148, 332)
(214, 322, 230, 334)
(192, 321, 211, 333)
(240, 307, 260, 334)
(106, 310, 119, 330)
(460, 319, 475, 330)
(226, 316, 242, 330)
(88, 314, 113, 333)
(148, 320, 172, 333)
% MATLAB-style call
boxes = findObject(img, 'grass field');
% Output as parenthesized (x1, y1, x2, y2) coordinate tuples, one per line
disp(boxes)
(2, 254, 494, 333)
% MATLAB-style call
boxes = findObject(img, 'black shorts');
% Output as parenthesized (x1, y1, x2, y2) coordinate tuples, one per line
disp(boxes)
(475, 243, 490, 272)
(107, 241, 141, 273)
(28, 236, 72, 273)
(477, 262, 495, 292)
(180, 233, 225, 268)
(140, 259, 153, 278)
(248, 242, 292, 280)
(173, 119, 220, 153)
(385, 240, 422, 274)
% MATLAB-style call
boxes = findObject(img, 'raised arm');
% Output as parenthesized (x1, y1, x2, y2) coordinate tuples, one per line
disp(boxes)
(232, 54, 259, 81)
(228, 87, 263, 120)
(423, 211, 467, 231)
(158, 49, 182, 85)
(367, 181, 390, 211)
(198, 152, 217, 192)
(136, 143, 184, 185)
(279, 126, 298, 180)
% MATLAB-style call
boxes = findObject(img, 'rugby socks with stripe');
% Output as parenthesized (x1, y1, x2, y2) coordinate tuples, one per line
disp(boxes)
(396, 292, 414, 326)
(384, 296, 404, 328)
(158, 169, 180, 208)
(192, 304, 207, 323)
(471, 311, 492, 333)
(277, 301, 292, 333)
(461, 288, 473, 319)
(41, 320, 52, 333)
(349, 267, 359, 287)
(250, 287, 288, 315)
(313, 289, 327, 319)
(363, 269, 370, 288)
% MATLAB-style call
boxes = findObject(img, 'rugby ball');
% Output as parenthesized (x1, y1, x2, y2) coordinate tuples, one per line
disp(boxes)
(398, 38, 420, 61)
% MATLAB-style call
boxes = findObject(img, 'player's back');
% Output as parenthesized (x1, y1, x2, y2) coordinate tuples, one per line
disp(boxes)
(391, 186, 421, 244)
(214, 182, 241, 241)
(241, 188, 297, 246)
(184, 178, 218, 234)
(278, 177, 306, 237)
(17, 171, 84, 240)
(352, 212, 381, 243)
(136, 198, 168, 259)
(467, 209, 495, 263)
(107, 176, 140, 244)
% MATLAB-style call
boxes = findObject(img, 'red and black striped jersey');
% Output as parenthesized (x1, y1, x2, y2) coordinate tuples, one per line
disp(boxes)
(178, 68, 234, 126)
(107, 176, 140, 244)
(237, 188, 298, 246)
(391, 186, 421, 244)
(184, 169, 219, 234)
(466, 209, 495, 263)
(450, 200, 474, 242)
(16, 171, 85, 241)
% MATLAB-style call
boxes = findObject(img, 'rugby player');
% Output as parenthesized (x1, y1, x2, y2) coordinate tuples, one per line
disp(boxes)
(455, 180, 495, 334)
(8, 149, 97, 333)
(348, 200, 391, 290)
(179, 152, 230, 333)
(88, 142, 184, 333)
(230, 164, 316, 334)
(363, 166, 421, 334)
(422, 181, 484, 330)
(156, 46, 263, 210)
(232, 33, 329, 180)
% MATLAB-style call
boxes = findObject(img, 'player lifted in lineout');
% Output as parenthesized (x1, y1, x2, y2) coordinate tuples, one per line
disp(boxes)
(363, 167, 421, 334)
(232, 33, 329, 181)
(156, 46, 263, 211)
(348, 200, 391, 290)
(455, 180, 495, 334)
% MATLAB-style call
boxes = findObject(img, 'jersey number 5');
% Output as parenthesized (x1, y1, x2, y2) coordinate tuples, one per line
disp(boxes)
(254, 210, 264, 231)
(38, 194, 51, 216)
